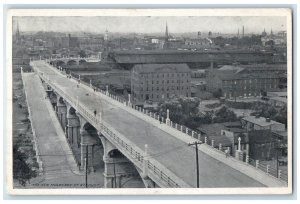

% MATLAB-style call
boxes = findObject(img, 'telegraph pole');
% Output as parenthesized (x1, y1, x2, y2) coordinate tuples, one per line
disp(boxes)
(188, 141, 203, 188)
(85, 146, 88, 188)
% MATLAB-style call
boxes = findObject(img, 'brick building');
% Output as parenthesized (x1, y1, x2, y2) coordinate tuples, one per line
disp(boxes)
(131, 64, 191, 105)
(206, 65, 280, 98)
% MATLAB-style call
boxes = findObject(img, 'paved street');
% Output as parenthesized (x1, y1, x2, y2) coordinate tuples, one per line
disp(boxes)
(32, 61, 266, 188)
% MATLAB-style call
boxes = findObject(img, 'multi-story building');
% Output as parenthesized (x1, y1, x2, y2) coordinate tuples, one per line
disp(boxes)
(206, 65, 280, 98)
(131, 64, 191, 105)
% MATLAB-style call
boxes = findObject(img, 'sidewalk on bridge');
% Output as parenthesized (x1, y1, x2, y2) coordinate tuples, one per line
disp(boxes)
(43, 86, 83, 176)
(22, 72, 83, 177)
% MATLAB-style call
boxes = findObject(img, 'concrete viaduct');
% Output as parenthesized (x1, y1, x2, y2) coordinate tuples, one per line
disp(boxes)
(28, 59, 288, 188)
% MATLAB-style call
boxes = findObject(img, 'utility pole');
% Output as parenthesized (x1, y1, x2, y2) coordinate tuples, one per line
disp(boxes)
(113, 160, 117, 188)
(85, 146, 88, 188)
(188, 141, 203, 188)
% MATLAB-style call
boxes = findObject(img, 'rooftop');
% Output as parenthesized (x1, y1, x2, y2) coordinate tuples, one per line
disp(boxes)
(242, 116, 284, 127)
(132, 63, 190, 73)
(212, 65, 279, 80)
(269, 97, 287, 104)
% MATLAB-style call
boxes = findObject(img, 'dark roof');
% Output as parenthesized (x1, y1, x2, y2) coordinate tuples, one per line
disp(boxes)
(109, 50, 274, 64)
(212, 65, 279, 80)
(132, 63, 190, 73)
(198, 123, 226, 136)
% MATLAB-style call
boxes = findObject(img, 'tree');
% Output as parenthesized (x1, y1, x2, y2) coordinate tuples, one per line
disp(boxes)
(78, 50, 87, 58)
(212, 106, 238, 123)
(212, 88, 222, 98)
(157, 97, 201, 129)
(13, 144, 37, 186)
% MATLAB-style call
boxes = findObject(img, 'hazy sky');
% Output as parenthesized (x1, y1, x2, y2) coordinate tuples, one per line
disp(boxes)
(13, 16, 286, 34)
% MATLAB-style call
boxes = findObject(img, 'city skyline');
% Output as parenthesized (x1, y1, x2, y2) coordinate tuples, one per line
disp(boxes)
(13, 16, 286, 35)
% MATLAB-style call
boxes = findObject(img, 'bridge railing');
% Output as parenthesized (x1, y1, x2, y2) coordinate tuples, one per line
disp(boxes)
(37, 60, 288, 185)
(37, 71, 186, 188)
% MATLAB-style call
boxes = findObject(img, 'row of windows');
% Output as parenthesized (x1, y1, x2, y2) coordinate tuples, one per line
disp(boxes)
(139, 80, 190, 85)
(223, 78, 278, 85)
(138, 72, 190, 78)
(223, 83, 278, 90)
(134, 86, 190, 91)
(224, 91, 261, 98)
(135, 93, 189, 100)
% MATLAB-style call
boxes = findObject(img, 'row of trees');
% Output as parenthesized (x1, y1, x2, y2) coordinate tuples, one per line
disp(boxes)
(13, 143, 37, 186)
(156, 97, 238, 130)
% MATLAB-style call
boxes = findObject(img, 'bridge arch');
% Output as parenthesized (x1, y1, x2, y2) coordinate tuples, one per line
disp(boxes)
(56, 60, 66, 67)
(79, 59, 87, 65)
(68, 106, 76, 115)
(67, 60, 77, 66)
(80, 122, 103, 172)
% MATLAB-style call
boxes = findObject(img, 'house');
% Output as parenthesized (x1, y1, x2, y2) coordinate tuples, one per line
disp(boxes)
(197, 122, 249, 156)
(241, 115, 285, 132)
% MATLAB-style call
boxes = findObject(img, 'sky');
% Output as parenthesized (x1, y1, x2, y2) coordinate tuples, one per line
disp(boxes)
(13, 16, 287, 34)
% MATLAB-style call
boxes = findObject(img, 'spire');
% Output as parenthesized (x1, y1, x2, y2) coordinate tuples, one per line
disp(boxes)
(237, 28, 240, 38)
(15, 19, 21, 44)
(165, 22, 169, 41)
(271, 28, 273, 35)
(16, 20, 20, 36)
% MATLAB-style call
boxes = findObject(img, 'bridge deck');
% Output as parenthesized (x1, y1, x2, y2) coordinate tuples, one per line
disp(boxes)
(22, 72, 105, 187)
(32, 61, 265, 188)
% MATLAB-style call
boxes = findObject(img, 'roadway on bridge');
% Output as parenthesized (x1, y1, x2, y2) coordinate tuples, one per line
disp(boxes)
(22, 72, 105, 188)
(32, 61, 265, 188)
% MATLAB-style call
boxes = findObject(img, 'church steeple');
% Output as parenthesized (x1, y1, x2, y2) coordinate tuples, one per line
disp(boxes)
(15, 20, 21, 44)
(165, 22, 169, 41)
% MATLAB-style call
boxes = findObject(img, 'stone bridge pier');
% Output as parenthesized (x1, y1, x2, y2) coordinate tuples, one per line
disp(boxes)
(66, 105, 80, 150)
(56, 96, 67, 129)
(99, 134, 142, 188)
(77, 114, 100, 172)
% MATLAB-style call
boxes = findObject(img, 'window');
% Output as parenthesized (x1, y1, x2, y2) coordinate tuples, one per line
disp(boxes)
(167, 80, 169, 84)
(157, 87, 159, 91)
(157, 81, 159, 84)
